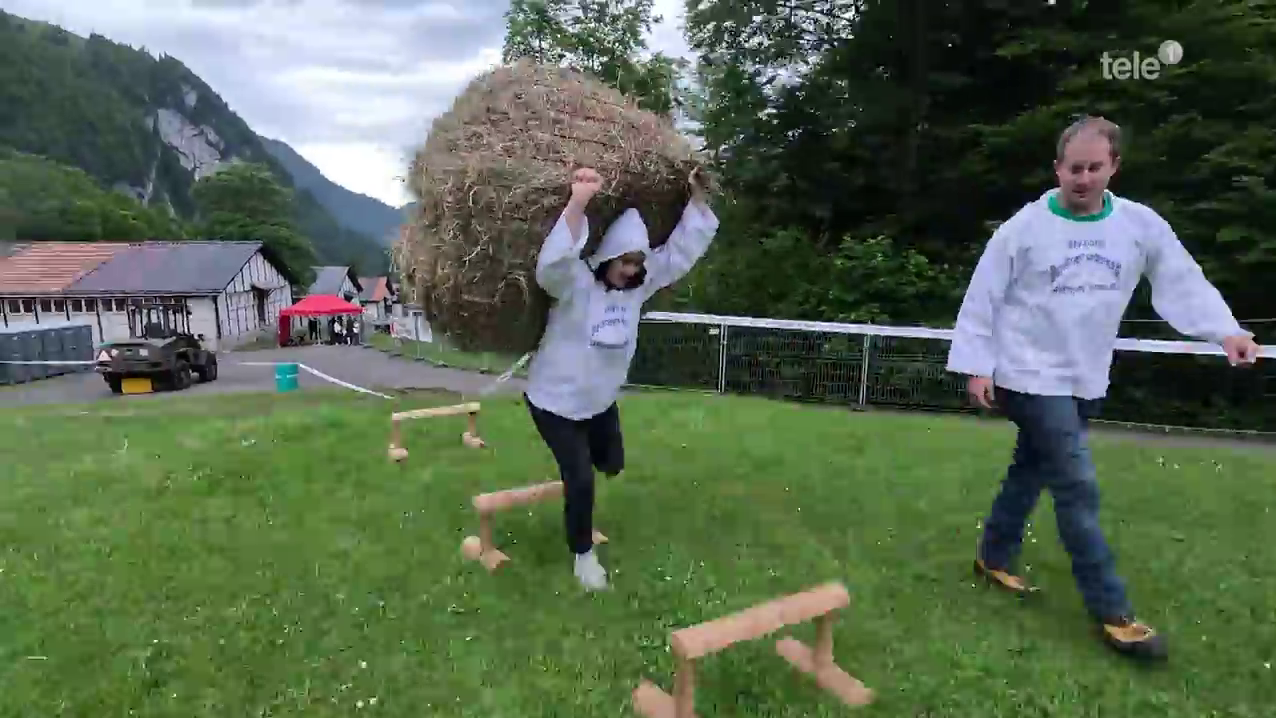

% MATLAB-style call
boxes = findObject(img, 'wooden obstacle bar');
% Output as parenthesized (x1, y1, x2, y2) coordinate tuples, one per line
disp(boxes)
(633, 582, 873, 717)
(387, 402, 483, 461)
(460, 480, 607, 571)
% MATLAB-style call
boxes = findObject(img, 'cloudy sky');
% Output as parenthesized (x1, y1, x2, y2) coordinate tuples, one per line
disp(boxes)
(1, 0, 693, 208)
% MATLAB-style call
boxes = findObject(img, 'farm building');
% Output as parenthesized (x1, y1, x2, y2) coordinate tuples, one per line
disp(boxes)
(0, 240, 295, 350)
(307, 266, 361, 301)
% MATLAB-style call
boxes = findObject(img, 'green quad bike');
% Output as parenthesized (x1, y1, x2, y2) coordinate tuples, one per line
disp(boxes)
(95, 301, 219, 395)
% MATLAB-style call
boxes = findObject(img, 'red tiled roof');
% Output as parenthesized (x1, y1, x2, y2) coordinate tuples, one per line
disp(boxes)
(358, 276, 389, 302)
(0, 242, 131, 294)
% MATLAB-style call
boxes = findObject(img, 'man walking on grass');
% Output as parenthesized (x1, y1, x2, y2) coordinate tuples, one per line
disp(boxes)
(946, 116, 1260, 661)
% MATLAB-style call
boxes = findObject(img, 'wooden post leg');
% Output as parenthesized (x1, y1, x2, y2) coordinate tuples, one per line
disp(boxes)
(775, 613, 872, 708)
(478, 513, 494, 552)
(462, 411, 485, 448)
(387, 419, 408, 461)
(813, 614, 835, 669)
(476, 512, 508, 571)
(673, 655, 695, 718)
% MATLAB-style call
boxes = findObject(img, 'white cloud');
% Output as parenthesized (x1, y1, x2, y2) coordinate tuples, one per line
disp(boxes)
(274, 47, 502, 92)
(1, 0, 695, 208)
(293, 141, 411, 206)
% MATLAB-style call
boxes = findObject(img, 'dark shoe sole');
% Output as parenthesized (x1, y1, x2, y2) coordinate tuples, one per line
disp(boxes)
(1100, 625, 1169, 662)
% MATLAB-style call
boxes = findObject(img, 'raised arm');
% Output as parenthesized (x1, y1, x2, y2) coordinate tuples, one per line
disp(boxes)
(946, 215, 1019, 380)
(535, 168, 600, 299)
(1144, 214, 1251, 347)
(641, 169, 719, 300)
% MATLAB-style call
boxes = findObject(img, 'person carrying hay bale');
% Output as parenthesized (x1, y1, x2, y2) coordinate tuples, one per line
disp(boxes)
(402, 61, 704, 354)
(523, 165, 717, 591)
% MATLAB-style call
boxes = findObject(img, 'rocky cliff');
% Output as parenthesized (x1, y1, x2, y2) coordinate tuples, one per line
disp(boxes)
(0, 10, 388, 273)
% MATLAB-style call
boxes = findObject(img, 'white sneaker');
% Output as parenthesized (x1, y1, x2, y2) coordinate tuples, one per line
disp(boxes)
(574, 549, 608, 591)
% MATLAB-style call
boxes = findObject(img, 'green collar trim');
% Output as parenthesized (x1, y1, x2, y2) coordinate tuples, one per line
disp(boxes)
(1048, 190, 1113, 221)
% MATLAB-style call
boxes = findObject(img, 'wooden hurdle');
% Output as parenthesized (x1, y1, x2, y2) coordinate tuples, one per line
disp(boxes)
(387, 402, 483, 461)
(460, 480, 608, 571)
(633, 582, 873, 717)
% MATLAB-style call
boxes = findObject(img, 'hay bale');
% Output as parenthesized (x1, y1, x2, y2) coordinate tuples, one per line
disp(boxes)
(402, 60, 700, 354)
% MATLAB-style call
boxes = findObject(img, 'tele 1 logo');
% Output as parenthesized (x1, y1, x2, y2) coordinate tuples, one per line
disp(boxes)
(1101, 40, 1183, 80)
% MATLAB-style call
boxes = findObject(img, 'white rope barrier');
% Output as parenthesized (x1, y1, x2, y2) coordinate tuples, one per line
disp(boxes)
(0, 358, 394, 399)
(471, 351, 533, 398)
(299, 364, 393, 400)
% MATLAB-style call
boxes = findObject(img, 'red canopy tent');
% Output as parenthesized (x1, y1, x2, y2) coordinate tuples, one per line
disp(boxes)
(282, 294, 363, 317)
(278, 295, 363, 345)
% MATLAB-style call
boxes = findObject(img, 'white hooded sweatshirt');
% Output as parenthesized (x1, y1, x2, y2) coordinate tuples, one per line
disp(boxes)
(525, 201, 719, 419)
(947, 189, 1247, 399)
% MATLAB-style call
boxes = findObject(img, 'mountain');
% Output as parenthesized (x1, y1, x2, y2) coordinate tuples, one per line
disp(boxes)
(260, 137, 407, 245)
(0, 10, 388, 275)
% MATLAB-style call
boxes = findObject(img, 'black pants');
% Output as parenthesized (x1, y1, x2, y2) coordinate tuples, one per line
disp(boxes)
(525, 395, 624, 554)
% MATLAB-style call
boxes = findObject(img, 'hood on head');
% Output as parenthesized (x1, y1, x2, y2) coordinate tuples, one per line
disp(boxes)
(590, 208, 648, 268)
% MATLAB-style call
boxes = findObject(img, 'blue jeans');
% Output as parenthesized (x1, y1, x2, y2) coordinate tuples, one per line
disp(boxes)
(979, 389, 1132, 621)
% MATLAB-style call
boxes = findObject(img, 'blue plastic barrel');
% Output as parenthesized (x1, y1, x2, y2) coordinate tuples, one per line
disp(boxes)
(275, 363, 299, 392)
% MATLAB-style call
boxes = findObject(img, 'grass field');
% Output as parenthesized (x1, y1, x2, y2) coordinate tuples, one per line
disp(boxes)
(1, 389, 1273, 717)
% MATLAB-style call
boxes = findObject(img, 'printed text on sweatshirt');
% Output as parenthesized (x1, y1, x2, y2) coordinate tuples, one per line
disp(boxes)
(947, 190, 1246, 399)
(525, 202, 719, 419)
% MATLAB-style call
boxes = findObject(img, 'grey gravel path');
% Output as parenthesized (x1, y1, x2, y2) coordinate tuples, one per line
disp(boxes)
(0, 345, 525, 407)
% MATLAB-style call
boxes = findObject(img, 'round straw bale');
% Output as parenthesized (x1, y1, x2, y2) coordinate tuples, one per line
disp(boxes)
(401, 60, 701, 354)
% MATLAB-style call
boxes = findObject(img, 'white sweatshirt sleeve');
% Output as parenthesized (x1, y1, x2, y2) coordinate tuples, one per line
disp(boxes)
(1144, 216, 1247, 344)
(946, 217, 1017, 377)
(535, 211, 591, 299)
(641, 200, 719, 300)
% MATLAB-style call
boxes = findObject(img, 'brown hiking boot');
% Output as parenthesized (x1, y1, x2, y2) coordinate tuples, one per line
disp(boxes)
(1100, 616, 1168, 661)
(974, 559, 1039, 596)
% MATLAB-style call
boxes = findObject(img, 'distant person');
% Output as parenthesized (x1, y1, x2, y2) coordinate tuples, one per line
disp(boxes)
(524, 166, 717, 591)
(308, 318, 319, 343)
(947, 115, 1260, 661)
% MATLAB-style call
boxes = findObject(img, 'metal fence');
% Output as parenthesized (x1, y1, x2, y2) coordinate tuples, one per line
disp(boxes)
(629, 312, 1276, 434)
(0, 323, 95, 385)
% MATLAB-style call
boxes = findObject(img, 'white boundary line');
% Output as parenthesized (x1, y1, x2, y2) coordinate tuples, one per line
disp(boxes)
(1, 359, 394, 400)
(0, 360, 96, 365)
